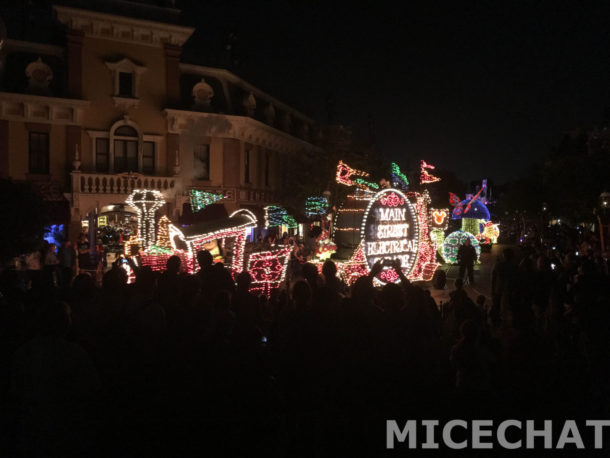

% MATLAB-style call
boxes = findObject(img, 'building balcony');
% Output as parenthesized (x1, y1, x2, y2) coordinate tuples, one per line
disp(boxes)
(71, 171, 180, 195)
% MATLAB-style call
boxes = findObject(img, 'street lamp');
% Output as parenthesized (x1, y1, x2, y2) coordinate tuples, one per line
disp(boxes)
(600, 192, 610, 210)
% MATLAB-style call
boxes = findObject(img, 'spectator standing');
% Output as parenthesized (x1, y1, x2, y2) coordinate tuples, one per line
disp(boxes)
(24, 248, 42, 290)
(457, 238, 477, 285)
(58, 241, 76, 289)
(77, 233, 90, 273)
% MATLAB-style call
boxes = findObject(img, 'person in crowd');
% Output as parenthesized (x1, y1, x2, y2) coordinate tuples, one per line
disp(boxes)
(77, 233, 90, 273)
(457, 238, 477, 285)
(10, 300, 100, 456)
(491, 247, 518, 326)
(450, 319, 495, 393)
(42, 243, 59, 288)
(157, 255, 182, 307)
(24, 247, 42, 291)
(321, 259, 347, 298)
(196, 249, 215, 292)
(58, 241, 76, 289)
(0, 215, 607, 456)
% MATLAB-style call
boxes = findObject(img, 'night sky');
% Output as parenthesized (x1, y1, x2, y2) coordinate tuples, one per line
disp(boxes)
(181, 1, 610, 183)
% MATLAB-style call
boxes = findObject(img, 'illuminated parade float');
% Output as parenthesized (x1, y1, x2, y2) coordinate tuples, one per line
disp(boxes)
(122, 160, 496, 292)
(331, 161, 440, 284)
(441, 180, 499, 263)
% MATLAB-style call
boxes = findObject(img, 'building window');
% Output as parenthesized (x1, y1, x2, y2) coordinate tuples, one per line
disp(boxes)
(113, 125, 138, 173)
(244, 149, 250, 184)
(264, 153, 270, 187)
(118, 72, 134, 97)
(28, 132, 49, 174)
(95, 138, 109, 172)
(194, 144, 210, 180)
(143, 141, 155, 175)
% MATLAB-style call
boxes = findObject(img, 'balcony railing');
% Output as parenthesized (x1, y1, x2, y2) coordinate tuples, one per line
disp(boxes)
(72, 171, 179, 194)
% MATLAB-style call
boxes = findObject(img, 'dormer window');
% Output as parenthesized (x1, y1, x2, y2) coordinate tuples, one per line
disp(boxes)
(118, 72, 134, 97)
(105, 58, 147, 110)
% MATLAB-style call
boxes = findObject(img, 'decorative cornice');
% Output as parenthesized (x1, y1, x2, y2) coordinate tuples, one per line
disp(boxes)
(2, 39, 65, 58)
(179, 63, 315, 124)
(112, 96, 140, 111)
(53, 5, 195, 48)
(0, 92, 89, 125)
(163, 109, 321, 154)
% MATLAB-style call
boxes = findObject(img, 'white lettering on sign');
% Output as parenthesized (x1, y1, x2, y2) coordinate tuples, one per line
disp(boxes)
(378, 208, 406, 221)
(362, 189, 420, 283)
(366, 239, 418, 256)
(369, 254, 411, 266)
(377, 223, 409, 239)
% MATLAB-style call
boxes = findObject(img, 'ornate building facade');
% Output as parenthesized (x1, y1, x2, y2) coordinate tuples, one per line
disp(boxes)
(0, 0, 320, 243)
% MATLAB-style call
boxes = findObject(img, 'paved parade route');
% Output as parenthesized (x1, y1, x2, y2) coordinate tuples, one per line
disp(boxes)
(420, 244, 507, 307)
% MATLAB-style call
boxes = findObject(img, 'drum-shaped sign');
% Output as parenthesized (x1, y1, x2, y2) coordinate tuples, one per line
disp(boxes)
(360, 189, 420, 283)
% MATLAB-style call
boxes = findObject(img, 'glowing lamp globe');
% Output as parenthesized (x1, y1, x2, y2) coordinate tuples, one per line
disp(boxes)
(441, 230, 481, 264)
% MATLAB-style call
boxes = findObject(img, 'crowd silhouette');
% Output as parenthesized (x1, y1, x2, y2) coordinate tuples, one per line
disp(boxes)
(1, 225, 609, 457)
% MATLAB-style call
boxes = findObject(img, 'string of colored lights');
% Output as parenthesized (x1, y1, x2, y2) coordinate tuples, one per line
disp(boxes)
(336, 160, 369, 187)
(478, 222, 500, 244)
(156, 215, 172, 250)
(188, 228, 249, 273)
(190, 189, 224, 212)
(430, 228, 446, 252)
(464, 186, 485, 214)
(123, 233, 140, 256)
(441, 230, 481, 264)
(391, 162, 409, 190)
(264, 205, 298, 229)
(247, 247, 291, 296)
(462, 218, 482, 238)
(334, 227, 360, 232)
(353, 177, 379, 190)
(420, 160, 441, 184)
(337, 208, 366, 212)
(428, 208, 449, 230)
(408, 191, 440, 281)
(305, 196, 329, 218)
(147, 245, 173, 255)
(126, 189, 166, 249)
(336, 244, 369, 285)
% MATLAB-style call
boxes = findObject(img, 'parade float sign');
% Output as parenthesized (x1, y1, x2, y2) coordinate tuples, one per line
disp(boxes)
(361, 189, 420, 282)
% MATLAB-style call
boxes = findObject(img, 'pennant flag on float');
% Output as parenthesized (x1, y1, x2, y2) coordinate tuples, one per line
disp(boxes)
(420, 160, 441, 184)
(190, 189, 224, 212)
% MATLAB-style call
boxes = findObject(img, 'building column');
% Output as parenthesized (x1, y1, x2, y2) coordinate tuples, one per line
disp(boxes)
(166, 132, 180, 176)
(66, 30, 84, 99)
(66, 125, 81, 174)
(0, 120, 8, 178)
(164, 43, 181, 108)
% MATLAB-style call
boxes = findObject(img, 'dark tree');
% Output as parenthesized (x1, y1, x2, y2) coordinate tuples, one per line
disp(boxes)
(0, 180, 49, 264)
